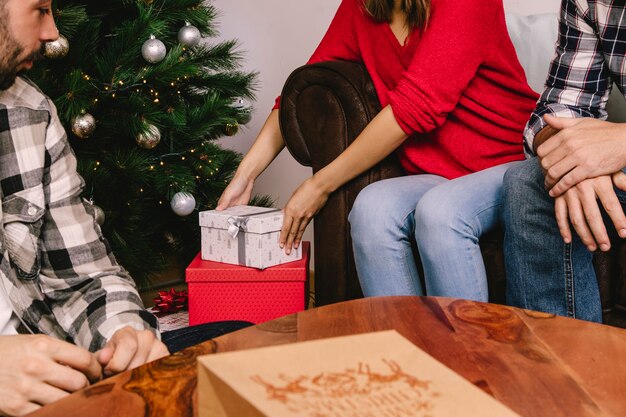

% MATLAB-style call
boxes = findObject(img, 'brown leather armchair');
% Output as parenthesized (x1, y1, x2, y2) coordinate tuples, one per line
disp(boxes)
(278, 60, 626, 327)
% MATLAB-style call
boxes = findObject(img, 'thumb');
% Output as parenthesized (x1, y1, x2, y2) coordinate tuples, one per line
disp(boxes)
(612, 171, 626, 191)
(543, 113, 578, 130)
(96, 345, 114, 367)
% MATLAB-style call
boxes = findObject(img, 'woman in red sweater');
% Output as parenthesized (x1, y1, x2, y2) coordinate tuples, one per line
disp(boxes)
(218, 0, 538, 301)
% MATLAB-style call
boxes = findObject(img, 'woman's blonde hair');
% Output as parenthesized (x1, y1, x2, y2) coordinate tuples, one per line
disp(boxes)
(363, 0, 431, 29)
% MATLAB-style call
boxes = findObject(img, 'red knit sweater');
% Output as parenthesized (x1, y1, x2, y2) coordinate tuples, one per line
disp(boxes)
(275, 0, 539, 179)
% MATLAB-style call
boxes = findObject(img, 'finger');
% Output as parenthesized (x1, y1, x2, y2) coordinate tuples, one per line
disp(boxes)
(597, 180, 626, 241)
(29, 384, 71, 406)
(103, 335, 138, 376)
(564, 191, 597, 251)
(554, 197, 572, 244)
(40, 362, 91, 393)
(147, 341, 169, 363)
(279, 214, 293, 249)
(543, 113, 578, 130)
(45, 339, 101, 383)
(613, 171, 626, 192)
(284, 217, 303, 255)
(293, 217, 310, 249)
(578, 185, 609, 251)
(549, 166, 586, 197)
(126, 331, 159, 370)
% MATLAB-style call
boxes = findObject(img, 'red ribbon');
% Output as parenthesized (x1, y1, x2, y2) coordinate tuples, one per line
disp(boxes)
(152, 288, 188, 316)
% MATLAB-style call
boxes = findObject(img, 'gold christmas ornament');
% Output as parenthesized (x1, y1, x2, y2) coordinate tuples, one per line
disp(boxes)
(136, 123, 161, 149)
(71, 112, 96, 139)
(44, 35, 70, 59)
(223, 121, 239, 136)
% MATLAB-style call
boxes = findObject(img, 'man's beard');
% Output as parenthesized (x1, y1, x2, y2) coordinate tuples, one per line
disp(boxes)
(0, 17, 43, 90)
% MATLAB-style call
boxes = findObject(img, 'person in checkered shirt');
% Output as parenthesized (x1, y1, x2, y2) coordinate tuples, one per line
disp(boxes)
(0, 2, 171, 415)
(503, 0, 626, 323)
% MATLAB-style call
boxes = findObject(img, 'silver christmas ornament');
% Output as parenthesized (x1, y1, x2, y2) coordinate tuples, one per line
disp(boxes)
(44, 35, 70, 59)
(141, 35, 167, 64)
(232, 97, 252, 125)
(170, 192, 196, 216)
(71, 112, 96, 139)
(93, 205, 105, 226)
(177, 22, 201, 48)
(136, 123, 161, 149)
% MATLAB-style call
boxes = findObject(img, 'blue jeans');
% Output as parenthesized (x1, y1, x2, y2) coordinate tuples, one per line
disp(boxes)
(502, 158, 626, 323)
(349, 162, 515, 301)
(161, 320, 253, 353)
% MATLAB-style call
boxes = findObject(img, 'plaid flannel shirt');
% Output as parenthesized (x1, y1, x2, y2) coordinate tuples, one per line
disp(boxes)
(524, 0, 626, 156)
(0, 77, 158, 351)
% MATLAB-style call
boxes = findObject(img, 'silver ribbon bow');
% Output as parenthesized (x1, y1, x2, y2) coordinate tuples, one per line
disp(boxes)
(227, 216, 249, 238)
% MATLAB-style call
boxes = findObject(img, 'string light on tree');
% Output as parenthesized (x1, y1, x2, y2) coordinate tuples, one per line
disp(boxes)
(44, 35, 70, 59)
(170, 192, 196, 216)
(71, 112, 96, 139)
(141, 35, 167, 64)
(178, 21, 201, 47)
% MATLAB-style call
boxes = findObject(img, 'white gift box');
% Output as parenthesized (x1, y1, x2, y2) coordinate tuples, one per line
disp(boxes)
(199, 205, 302, 269)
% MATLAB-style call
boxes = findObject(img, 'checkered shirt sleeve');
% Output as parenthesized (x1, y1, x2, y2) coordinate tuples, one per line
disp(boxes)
(0, 78, 158, 351)
(524, 0, 617, 156)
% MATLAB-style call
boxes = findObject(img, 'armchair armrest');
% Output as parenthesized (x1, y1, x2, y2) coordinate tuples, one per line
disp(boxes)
(279, 61, 403, 305)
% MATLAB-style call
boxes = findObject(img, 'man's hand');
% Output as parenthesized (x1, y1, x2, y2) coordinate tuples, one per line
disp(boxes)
(96, 327, 169, 377)
(280, 177, 329, 254)
(0, 334, 101, 416)
(538, 115, 626, 196)
(554, 175, 626, 252)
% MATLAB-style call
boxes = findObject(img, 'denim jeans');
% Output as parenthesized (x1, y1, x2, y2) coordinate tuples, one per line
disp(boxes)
(161, 320, 253, 353)
(349, 162, 516, 301)
(502, 158, 626, 323)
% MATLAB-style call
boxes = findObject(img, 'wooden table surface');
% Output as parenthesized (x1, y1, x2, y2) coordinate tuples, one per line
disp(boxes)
(28, 296, 626, 417)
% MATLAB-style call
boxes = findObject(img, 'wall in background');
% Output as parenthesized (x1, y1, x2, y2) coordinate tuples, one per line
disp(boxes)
(211, 0, 562, 261)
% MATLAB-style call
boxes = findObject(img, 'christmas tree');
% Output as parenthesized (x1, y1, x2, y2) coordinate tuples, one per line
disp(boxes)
(29, 0, 268, 287)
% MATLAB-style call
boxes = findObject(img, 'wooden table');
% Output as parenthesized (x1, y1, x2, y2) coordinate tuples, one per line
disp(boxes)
(29, 296, 626, 417)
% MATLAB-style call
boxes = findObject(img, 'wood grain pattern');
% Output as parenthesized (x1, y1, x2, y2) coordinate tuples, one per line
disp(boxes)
(28, 297, 626, 417)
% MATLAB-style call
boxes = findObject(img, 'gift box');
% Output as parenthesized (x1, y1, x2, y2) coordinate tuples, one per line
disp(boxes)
(197, 330, 520, 417)
(199, 205, 302, 269)
(186, 241, 310, 325)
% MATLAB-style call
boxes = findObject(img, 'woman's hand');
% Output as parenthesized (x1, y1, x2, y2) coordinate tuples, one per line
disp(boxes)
(216, 175, 254, 210)
(280, 177, 330, 254)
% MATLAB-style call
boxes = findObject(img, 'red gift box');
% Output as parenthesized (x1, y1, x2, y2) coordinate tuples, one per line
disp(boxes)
(186, 242, 310, 325)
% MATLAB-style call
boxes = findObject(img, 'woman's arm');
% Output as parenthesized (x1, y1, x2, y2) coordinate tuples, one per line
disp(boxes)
(216, 110, 284, 209)
(280, 105, 408, 252)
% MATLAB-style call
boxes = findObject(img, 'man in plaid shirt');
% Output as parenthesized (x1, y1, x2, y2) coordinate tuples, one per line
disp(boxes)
(503, 0, 626, 322)
(0, 1, 169, 415)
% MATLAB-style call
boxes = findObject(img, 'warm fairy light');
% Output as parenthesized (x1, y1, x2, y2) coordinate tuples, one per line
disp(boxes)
(149, 165, 155, 170)
(104, 86, 110, 91)
(159, 200, 163, 204)
(112, 93, 116, 98)
(83, 74, 90, 80)
(118, 80, 124, 85)
(139, 188, 144, 192)
(196, 175, 200, 179)
(190, 149, 195, 153)
(181, 156, 186, 160)
(154, 98, 160, 103)
(170, 82, 175, 87)
(93, 98, 98, 103)
(96, 161, 101, 165)
(143, 79, 147, 84)
(160, 161, 165, 166)
(177, 91, 181, 94)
